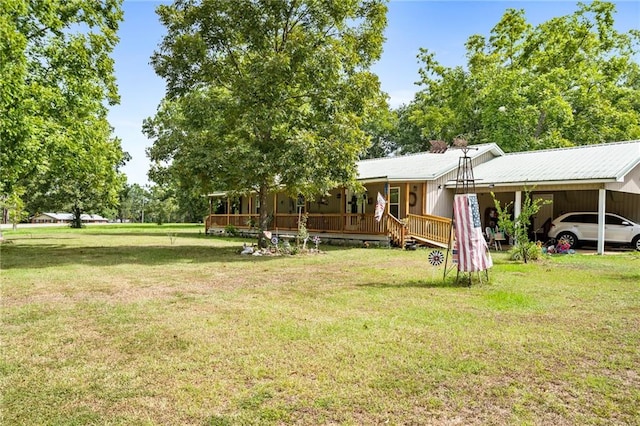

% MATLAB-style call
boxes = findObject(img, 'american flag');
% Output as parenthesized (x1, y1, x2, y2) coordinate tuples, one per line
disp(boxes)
(374, 192, 386, 222)
(453, 194, 493, 272)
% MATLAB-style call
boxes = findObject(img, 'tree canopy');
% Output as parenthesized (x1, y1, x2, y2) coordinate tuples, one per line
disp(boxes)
(0, 0, 127, 225)
(145, 0, 388, 234)
(406, 1, 640, 153)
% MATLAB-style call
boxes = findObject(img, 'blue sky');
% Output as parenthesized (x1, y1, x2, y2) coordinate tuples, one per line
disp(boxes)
(107, 0, 640, 186)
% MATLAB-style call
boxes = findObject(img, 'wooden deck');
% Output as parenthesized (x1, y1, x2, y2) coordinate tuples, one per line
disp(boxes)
(405, 214, 452, 248)
(205, 212, 452, 248)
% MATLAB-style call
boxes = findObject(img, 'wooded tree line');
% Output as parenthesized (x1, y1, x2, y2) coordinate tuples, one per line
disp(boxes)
(364, 1, 640, 157)
(1, 0, 128, 227)
(2, 1, 639, 227)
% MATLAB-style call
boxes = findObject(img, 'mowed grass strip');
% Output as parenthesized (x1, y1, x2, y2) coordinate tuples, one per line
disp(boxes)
(1, 225, 639, 425)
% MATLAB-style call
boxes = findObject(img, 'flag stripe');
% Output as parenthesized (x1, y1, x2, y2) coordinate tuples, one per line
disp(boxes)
(453, 194, 493, 272)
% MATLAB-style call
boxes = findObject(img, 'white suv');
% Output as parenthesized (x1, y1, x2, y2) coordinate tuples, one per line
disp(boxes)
(548, 212, 640, 251)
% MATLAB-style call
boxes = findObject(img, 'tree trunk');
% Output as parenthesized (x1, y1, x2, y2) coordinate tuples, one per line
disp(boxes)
(534, 111, 547, 139)
(257, 184, 270, 248)
(71, 206, 83, 228)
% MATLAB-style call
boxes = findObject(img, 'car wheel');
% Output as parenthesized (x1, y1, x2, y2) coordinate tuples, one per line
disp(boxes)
(557, 232, 578, 249)
(633, 235, 640, 251)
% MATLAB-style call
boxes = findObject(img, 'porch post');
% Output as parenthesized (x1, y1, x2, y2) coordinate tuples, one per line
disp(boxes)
(385, 182, 389, 214)
(405, 182, 410, 218)
(597, 188, 606, 255)
(273, 192, 278, 230)
(514, 191, 522, 220)
(208, 196, 212, 228)
(421, 183, 427, 216)
(341, 187, 346, 232)
(514, 191, 522, 245)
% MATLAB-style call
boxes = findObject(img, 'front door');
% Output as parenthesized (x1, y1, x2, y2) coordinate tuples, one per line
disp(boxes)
(346, 190, 367, 214)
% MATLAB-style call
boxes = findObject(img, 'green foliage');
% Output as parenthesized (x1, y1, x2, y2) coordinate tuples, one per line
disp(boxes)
(361, 101, 433, 158)
(492, 188, 550, 263)
(172, 183, 209, 223)
(407, 1, 640, 153)
(296, 212, 309, 250)
(1, 0, 128, 218)
(508, 241, 544, 262)
(1, 189, 29, 230)
(147, 184, 178, 225)
(391, 103, 431, 154)
(224, 224, 239, 237)
(361, 98, 397, 159)
(145, 0, 388, 242)
(118, 183, 149, 223)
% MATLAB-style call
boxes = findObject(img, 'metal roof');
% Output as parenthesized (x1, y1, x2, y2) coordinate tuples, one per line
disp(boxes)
(206, 140, 640, 195)
(356, 143, 504, 181)
(38, 213, 108, 221)
(471, 140, 640, 187)
(42, 213, 74, 220)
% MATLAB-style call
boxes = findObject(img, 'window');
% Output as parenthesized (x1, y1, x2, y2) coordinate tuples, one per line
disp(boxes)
(605, 215, 625, 225)
(389, 187, 400, 218)
(563, 214, 597, 224)
(296, 195, 305, 213)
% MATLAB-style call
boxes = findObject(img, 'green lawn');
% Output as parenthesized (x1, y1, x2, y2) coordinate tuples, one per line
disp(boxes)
(1, 225, 639, 425)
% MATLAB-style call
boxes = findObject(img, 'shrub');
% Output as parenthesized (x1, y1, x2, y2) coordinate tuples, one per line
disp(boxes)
(509, 241, 543, 261)
(492, 187, 550, 263)
(224, 224, 239, 236)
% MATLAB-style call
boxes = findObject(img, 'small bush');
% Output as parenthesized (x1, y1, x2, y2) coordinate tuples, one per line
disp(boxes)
(509, 242, 543, 261)
(224, 224, 239, 237)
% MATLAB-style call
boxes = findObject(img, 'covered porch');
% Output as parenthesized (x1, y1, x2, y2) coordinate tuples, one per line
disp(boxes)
(204, 183, 452, 247)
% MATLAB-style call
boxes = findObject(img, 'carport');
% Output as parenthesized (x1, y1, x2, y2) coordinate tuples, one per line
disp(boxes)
(463, 141, 640, 254)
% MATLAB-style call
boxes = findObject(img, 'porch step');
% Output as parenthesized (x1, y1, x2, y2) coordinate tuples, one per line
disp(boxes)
(407, 234, 448, 249)
(404, 238, 418, 250)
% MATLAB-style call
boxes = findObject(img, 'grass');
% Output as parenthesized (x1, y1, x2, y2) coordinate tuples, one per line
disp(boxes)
(1, 224, 639, 425)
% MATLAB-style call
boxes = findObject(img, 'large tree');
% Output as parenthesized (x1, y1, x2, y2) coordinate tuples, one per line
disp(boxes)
(360, 100, 397, 159)
(390, 103, 430, 155)
(0, 0, 127, 227)
(145, 0, 387, 241)
(408, 1, 640, 152)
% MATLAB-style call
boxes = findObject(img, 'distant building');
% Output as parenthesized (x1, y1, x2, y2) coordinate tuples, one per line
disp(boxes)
(31, 213, 109, 224)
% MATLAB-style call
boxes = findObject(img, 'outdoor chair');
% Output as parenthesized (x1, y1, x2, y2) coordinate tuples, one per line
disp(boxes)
(485, 226, 503, 251)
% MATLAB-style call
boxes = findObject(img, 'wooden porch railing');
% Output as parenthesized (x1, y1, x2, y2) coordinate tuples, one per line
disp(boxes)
(205, 214, 256, 230)
(204, 212, 450, 247)
(205, 213, 386, 235)
(405, 213, 452, 246)
(385, 214, 406, 247)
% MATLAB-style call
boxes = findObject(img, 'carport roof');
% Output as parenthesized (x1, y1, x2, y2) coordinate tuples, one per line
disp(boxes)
(471, 140, 640, 187)
(357, 143, 503, 181)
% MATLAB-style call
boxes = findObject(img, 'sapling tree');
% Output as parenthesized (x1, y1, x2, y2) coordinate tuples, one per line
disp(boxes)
(492, 188, 551, 263)
(2, 189, 29, 231)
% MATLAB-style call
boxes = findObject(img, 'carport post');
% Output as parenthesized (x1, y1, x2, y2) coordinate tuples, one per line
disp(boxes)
(514, 191, 522, 220)
(513, 191, 522, 246)
(597, 188, 606, 255)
